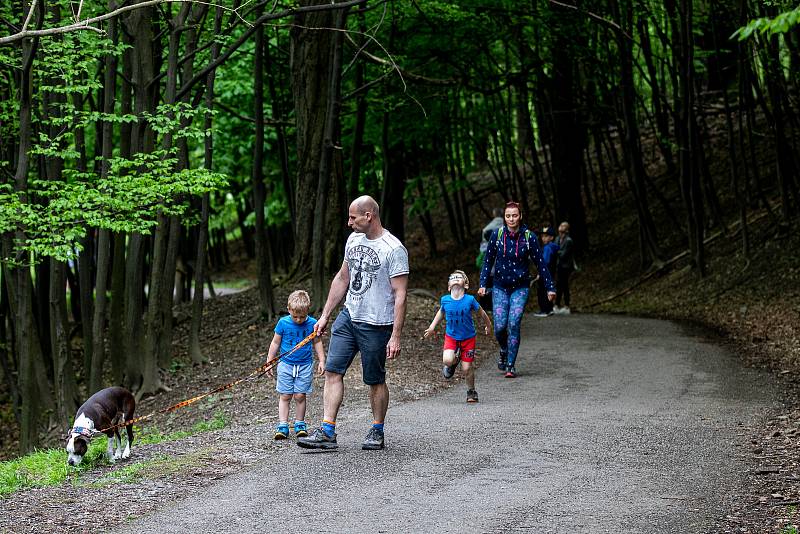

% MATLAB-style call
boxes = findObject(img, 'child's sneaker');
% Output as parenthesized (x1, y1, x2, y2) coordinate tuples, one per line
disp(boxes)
(466, 389, 479, 403)
(442, 352, 461, 379)
(294, 420, 308, 438)
(504, 366, 517, 378)
(274, 423, 289, 440)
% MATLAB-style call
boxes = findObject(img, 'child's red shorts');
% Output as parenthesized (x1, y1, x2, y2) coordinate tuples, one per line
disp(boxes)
(443, 334, 476, 362)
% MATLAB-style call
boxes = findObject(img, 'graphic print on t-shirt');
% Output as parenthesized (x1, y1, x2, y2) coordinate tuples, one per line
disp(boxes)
(347, 244, 381, 298)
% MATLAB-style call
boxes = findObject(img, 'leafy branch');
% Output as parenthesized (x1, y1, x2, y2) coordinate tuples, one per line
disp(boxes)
(732, 6, 800, 40)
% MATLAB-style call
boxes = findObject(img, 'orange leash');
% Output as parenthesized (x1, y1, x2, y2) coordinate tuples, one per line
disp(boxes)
(96, 331, 318, 435)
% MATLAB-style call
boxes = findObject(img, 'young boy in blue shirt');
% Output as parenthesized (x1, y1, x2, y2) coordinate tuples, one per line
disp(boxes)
(266, 290, 326, 439)
(423, 270, 492, 403)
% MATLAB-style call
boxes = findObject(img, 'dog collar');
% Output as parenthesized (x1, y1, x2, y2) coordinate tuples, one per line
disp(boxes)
(69, 426, 96, 439)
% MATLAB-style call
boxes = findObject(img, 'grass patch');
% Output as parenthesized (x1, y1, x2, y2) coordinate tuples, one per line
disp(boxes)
(0, 439, 108, 497)
(91, 449, 211, 488)
(191, 410, 228, 432)
(214, 278, 253, 290)
(136, 410, 228, 445)
(0, 412, 228, 497)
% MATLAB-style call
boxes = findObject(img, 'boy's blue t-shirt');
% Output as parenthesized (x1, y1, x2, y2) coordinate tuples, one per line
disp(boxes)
(440, 294, 480, 340)
(275, 315, 316, 365)
(542, 242, 559, 275)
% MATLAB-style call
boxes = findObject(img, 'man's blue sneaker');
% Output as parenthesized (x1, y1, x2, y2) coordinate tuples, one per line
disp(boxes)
(297, 427, 338, 450)
(294, 421, 308, 438)
(362, 427, 385, 450)
(274, 424, 289, 440)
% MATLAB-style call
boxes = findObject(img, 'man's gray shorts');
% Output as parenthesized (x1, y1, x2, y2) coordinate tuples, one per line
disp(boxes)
(325, 308, 393, 385)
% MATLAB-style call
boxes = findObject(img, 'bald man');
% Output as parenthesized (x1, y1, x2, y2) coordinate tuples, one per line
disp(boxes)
(298, 196, 409, 451)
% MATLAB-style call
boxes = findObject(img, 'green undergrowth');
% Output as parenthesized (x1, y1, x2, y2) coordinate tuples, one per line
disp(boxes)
(213, 278, 253, 290)
(0, 411, 227, 497)
(90, 449, 211, 488)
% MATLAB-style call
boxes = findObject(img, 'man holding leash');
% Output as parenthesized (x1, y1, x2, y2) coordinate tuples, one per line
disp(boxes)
(298, 195, 409, 451)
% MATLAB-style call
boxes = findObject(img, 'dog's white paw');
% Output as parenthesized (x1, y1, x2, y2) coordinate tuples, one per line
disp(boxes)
(121, 445, 131, 459)
(114, 450, 122, 460)
(107, 455, 116, 464)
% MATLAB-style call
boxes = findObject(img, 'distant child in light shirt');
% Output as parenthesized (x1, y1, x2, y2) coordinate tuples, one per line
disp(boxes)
(423, 270, 492, 403)
(266, 290, 326, 439)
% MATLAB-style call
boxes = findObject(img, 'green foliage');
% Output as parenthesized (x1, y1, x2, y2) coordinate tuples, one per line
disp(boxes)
(0, 439, 107, 497)
(191, 410, 228, 432)
(0, 160, 227, 262)
(732, 6, 800, 40)
(0, 412, 228, 497)
(2, 98, 228, 263)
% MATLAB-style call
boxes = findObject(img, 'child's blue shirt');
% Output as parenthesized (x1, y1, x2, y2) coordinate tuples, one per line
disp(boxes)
(274, 315, 316, 365)
(542, 241, 559, 274)
(440, 294, 480, 341)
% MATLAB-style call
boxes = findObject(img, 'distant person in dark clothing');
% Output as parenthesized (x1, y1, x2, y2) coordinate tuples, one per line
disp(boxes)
(478, 201, 555, 378)
(534, 226, 559, 318)
(476, 208, 504, 311)
(555, 221, 574, 315)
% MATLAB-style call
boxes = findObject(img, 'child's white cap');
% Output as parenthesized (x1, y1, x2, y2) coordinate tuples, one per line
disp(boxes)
(448, 270, 469, 290)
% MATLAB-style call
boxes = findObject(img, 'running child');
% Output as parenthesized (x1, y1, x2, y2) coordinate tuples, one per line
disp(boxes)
(266, 290, 326, 439)
(423, 270, 492, 403)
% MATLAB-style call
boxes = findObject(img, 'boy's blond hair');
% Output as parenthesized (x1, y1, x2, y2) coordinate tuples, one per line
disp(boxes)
(448, 270, 469, 291)
(287, 290, 311, 313)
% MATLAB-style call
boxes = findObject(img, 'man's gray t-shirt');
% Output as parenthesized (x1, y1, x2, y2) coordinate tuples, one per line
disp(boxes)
(344, 230, 409, 325)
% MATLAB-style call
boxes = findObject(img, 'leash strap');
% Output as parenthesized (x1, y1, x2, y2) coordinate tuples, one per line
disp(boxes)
(97, 331, 317, 435)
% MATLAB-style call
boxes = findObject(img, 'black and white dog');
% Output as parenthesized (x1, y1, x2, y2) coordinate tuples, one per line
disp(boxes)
(66, 386, 135, 466)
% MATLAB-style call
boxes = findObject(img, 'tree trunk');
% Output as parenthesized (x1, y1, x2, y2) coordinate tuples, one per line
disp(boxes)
(638, 14, 676, 175)
(190, 5, 224, 365)
(548, 1, 588, 250)
(10, 4, 53, 452)
(614, 0, 664, 270)
(109, 232, 126, 384)
(253, 12, 277, 319)
(313, 6, 347, 310)
(290, 0, 338, 270)
(123, 233, 145, 392)
(140, 216, 169, 398)
(157, 217, 181, 369)
(669, 0, 706, 275)
(380, 113, 406, 241)
(265, 28, 295, 225)
(50, 260, 78, 427)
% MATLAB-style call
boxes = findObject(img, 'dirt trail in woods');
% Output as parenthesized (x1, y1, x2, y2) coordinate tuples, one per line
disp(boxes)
(115, 314, 777, 534)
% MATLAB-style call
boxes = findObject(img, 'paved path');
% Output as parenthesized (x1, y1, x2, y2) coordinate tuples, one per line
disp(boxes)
(118, 315, 777, 533)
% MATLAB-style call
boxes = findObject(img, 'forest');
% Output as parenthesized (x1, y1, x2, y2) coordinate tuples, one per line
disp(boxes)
(0, 0, 798, 454)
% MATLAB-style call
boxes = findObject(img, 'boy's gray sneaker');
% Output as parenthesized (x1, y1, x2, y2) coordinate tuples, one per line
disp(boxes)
(297, 427, 338, 450)
(362, 427, 385, 450)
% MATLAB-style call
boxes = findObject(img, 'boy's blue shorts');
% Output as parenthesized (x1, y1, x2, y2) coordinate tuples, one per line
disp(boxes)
(275, 361, 314, 394)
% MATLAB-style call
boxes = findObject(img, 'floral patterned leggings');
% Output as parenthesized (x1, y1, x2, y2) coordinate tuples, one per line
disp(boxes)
(492, 286, 530, 367)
